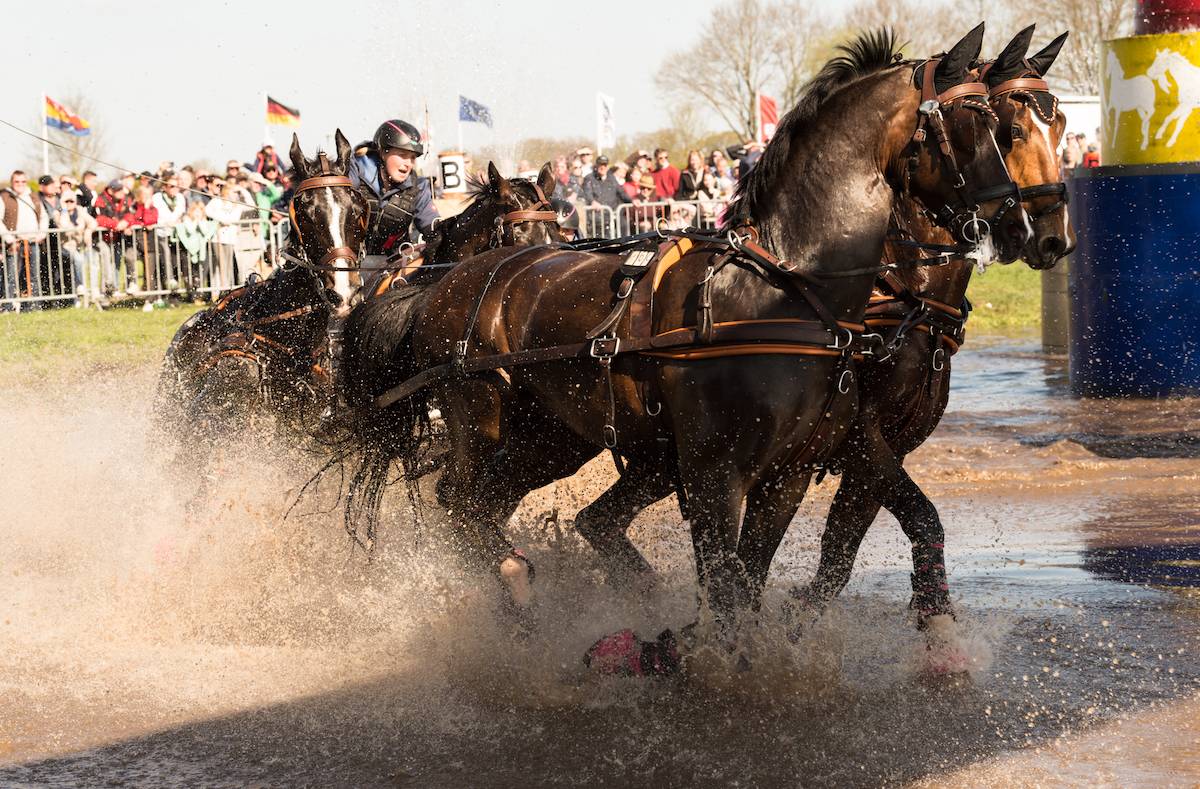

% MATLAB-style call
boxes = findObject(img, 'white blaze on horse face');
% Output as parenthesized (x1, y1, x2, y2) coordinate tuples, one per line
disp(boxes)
(1028, 112, 1072, 242)
(324, 187, 353, 306)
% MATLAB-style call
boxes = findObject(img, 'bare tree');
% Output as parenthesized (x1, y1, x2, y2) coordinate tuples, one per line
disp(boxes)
(1011, 0, 1134, 93)
(654, 0, 776, 139)
(768, 1, 835, 108)
(26, 92, 110, 178)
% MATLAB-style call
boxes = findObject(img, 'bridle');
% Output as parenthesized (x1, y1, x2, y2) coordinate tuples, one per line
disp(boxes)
(981, 60, 1070, 222)
(282, 151, 370, 274)
(490, 180, 558, 248)
(906, 58, 1022, 246)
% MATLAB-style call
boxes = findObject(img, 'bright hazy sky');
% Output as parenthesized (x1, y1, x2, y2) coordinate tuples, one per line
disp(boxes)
(0, 0, 860, 177)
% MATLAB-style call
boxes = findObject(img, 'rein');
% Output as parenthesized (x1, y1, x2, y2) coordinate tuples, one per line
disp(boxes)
(492, 181, 558, 247)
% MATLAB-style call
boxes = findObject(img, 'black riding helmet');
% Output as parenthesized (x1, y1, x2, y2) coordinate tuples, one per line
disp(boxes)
(373, 119, 424, 156)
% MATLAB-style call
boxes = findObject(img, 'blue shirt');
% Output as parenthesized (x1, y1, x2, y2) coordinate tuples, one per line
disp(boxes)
(349, 152, 439, 238)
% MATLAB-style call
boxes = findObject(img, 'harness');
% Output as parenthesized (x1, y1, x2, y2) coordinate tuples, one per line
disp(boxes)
(367, 62, 1015, 470)
(908, 59, 1021, 246)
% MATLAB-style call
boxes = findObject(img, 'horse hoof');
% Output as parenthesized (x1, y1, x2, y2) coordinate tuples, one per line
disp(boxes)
(920, 613, 971, 676)
(783, 586, 824, 644)
(584, 628, 681, 677)
(499, 551, 534, 608)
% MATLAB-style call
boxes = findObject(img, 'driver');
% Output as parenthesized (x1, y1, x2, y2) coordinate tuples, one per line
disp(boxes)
(349, 119, 440, 257)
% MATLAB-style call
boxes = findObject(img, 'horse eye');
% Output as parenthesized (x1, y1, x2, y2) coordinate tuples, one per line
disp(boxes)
(1011, 124, 1024, 140)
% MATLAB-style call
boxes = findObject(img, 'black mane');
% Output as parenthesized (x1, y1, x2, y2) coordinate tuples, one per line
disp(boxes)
(729, 28, 904, 223)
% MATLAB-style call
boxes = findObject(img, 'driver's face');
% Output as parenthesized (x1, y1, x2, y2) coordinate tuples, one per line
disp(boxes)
(383, 148, 418, 184)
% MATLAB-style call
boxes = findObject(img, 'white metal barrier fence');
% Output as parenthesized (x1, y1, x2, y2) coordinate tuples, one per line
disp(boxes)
(613, 199, 730, 238)
(2, 218, 288, 310)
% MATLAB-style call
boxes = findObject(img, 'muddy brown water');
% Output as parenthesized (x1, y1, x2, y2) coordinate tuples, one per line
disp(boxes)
(1, 337, 1198, 788)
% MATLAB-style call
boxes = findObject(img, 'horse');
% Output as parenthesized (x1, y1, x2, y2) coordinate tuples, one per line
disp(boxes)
(155, 146, 558, 451)
(338, 24, 1031, 640)
(573, 28, 1075, 670)
(154, 129, 369, 446)
(1105, 50, 1156, 151)
(1148, 48, 1200, 147)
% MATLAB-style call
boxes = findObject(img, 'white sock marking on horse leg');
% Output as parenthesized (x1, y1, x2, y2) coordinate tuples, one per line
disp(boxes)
(500, 556, 533, 607)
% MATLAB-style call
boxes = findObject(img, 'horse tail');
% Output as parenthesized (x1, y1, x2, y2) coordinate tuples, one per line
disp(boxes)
(337, 285, 435, 548)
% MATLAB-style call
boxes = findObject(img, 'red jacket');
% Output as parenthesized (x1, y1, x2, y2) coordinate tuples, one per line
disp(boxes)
(93, 190, 135, 241)
(129, 201, 158, 228)
(652, 165, 680, 201)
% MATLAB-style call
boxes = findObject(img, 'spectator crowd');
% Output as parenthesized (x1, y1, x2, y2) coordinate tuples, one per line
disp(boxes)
(1, 143, 293, 311)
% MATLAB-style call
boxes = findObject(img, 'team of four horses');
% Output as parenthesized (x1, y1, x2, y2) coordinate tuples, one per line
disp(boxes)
(157, 24, 1074, 676)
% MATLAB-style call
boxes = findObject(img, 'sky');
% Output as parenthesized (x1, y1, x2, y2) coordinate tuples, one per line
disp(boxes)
(0, 0, 860, 177)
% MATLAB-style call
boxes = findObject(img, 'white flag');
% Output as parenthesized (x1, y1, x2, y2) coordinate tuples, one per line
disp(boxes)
(596, 92, 616, 151)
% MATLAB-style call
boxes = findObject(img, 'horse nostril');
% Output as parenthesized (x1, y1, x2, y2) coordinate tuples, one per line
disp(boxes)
(1038, 235, 1066, 261)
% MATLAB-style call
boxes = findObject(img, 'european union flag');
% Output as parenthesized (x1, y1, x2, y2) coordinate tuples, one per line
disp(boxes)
(458, 95, 493, 129)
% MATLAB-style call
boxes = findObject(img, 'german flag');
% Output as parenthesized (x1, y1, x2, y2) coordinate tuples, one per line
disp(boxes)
(266, 96, 300, 126)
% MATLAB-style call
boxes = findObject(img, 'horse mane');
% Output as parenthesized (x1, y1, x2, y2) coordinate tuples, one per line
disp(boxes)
(728, 28, 904, 224)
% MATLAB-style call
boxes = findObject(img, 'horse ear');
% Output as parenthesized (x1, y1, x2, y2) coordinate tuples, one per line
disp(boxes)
(1028, 31, 1069, 77)
(487, 161, 504, 191)
(289, 133, 307, 179)
(333, 129, 352, 173)
(936, 22, 986, 92)
(986, 25, 1036, 86)
(536, 162, 556, 198)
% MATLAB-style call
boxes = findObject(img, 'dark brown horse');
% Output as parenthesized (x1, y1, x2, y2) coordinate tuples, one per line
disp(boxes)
(341, 26, 1030, 634)
(576, 29, 1075, 667)
(154, 130, 369, 443)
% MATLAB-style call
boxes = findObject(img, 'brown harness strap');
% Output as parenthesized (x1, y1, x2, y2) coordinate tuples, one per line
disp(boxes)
(375, 318, 860, 409)
(293, 174, 355, 195)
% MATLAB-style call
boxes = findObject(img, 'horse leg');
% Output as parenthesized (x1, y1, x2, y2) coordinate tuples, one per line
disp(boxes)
(1140, 109, 1153, 150)
(736, 468, 813, 610)
(804, 469, 884, 605)
(677, 465, 750, 635)
(1166, 106, 1191, 147)
(573, 459, 674, 582)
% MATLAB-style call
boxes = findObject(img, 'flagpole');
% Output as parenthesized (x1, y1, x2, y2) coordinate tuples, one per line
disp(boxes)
(41, 93, 50, 174)
(263, 91, 270, 148)
(753, 91, 760, 144)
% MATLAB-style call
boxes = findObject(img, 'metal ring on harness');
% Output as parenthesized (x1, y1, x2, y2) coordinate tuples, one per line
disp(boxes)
(826, 327, 854, 351)
(932, 346, 946, 371)
(959, 214, 990, 245)
(837, 368, 853, 394)
(655, 217, 670, 238)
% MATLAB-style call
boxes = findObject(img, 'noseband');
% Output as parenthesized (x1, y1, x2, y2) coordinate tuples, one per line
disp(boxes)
(491, 181, 559, 247)
(981, 61, 1070, 222)
(909, 59, 1021, 245)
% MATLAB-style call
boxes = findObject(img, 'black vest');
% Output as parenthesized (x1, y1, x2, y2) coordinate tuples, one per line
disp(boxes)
(365, 182, 421, 255)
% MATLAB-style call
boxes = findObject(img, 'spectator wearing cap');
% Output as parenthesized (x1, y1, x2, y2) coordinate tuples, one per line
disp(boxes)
(253, 143, 283, 175)
(152, 175, 188, 287)
(78, 170, 98, 215)
(225, 159, 244, 180)
(191, 172, 213, 206)
(36, 175, 64, 296)
(94, 179, 136, 293)
(650, 148, 680, 202)
(57, 189, 98, 302)
(580, 154, 630, 236)
(577, 147, 594, 177)
(630, 173, 662, 233)
(2, 171, 49, 307)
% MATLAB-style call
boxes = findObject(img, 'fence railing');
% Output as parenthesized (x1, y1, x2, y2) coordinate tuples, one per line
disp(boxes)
(2, 217, 288, 310)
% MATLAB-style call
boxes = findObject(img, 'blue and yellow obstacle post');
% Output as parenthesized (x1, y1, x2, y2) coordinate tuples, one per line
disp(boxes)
(1068, 1, 1200, 396)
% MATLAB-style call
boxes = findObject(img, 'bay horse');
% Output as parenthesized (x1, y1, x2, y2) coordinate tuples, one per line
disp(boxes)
(577, 28, 1076, 670)
(341, 25, 1032, 636)
(156, 146, 557, 447)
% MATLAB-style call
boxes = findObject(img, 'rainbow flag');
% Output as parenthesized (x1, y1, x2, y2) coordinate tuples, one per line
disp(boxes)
(266, 96, 300, 126)
(44, 96, 90, 136)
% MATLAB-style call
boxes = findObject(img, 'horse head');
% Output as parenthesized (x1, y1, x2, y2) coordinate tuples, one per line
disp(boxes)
(900, 23, 1032, 263)
(287, 129, 370, 316)
(427, 162, 558, 264)
(983, 27, 1075, 268)
(1146, 49, 1174, 92)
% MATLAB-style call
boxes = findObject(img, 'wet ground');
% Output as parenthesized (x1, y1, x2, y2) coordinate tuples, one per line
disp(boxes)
(1, 337, 1198, 788)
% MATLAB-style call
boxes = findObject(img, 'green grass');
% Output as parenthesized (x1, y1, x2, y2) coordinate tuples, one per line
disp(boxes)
(0, 303, 203, 385)
(964, 263, 1041, 334)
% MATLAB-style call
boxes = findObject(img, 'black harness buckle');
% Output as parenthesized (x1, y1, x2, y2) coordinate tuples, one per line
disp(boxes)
(590, 336, 621, 363)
